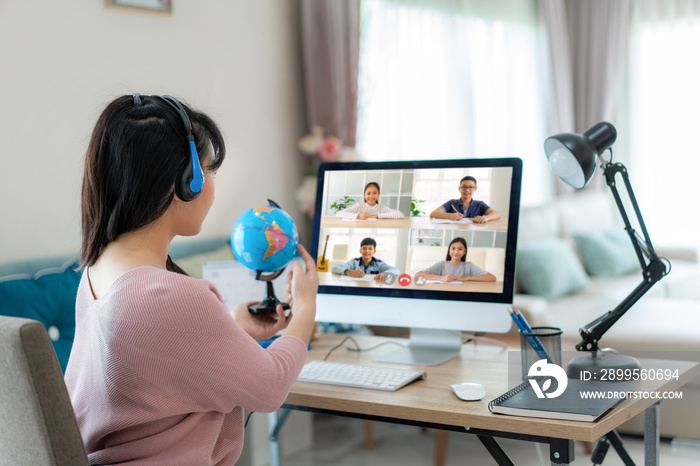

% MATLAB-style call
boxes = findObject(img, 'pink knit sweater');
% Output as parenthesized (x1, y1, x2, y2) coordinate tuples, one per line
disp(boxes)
(64, 266, 308, 465)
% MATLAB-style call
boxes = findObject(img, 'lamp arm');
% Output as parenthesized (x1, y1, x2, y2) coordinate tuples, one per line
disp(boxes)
(575, 161, 668, 353)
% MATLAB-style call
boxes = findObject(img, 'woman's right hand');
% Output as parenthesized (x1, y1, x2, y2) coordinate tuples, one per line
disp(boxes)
(284, 245, 318, 327)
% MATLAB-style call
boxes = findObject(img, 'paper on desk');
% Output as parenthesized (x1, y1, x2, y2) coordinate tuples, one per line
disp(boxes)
(202, 260, 295, 309)
(429, 218, 472, 224)
(338, 275, 377, 282)
(425, 279, 463, 284)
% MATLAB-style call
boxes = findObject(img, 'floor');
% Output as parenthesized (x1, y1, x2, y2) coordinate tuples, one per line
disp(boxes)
(284, 413, 700, 465)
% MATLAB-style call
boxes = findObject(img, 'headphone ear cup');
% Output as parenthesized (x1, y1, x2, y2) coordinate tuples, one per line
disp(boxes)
(154, 95, 204, 202)
(176, 142, 204, 201)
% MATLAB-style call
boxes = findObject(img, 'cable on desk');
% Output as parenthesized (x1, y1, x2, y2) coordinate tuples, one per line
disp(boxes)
(462, 332, 508, 350)
(244, 410, 255, 428)
(322, 335, 406, 361)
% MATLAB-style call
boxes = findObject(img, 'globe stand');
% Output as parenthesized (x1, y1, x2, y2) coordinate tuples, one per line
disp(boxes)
(248, 268, 290, 315)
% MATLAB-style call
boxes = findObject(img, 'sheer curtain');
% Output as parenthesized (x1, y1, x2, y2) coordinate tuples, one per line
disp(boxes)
(626, 0, 700, 247)
(356, 0, 552, 205)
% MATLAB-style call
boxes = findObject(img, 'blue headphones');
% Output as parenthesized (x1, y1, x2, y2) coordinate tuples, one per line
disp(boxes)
(135, 93, 204, 201)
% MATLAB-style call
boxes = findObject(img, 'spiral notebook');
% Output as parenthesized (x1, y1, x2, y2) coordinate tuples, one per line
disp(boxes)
(488, 378, 635, 422)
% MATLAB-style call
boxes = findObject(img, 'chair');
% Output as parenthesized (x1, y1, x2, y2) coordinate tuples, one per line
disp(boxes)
(0, 315, 89, 465)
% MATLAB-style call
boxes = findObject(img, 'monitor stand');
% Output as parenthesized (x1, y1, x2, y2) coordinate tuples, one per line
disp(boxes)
(372, 328, 462, 366)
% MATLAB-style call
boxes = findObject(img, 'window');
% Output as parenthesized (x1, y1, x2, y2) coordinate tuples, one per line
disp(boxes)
(626, 0, 700, 247)
(356, 0, 551, 205)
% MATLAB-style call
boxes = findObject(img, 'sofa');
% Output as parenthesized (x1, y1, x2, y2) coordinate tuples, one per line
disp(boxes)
(512, 190, 700, 439)
(0, 237, 233, 372)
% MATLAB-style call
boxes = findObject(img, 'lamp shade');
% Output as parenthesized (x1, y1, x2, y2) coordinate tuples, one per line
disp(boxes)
(544, 122, 618, 189)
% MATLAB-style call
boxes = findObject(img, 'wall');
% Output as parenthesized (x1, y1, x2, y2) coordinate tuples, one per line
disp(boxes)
(0, 0, 307, 264)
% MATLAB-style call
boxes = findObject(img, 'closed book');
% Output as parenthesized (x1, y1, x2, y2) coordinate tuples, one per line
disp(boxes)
(488, 378, 635, 422)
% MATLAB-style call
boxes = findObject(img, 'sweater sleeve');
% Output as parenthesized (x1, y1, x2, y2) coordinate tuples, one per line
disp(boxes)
(335, 203, 362, 219)
(376, 204, 404, 219)
(107, 273, 308, 414)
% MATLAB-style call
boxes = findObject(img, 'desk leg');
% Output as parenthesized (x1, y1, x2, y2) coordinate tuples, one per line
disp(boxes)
(476, 435, 514, 466)
(644, 401, 661, 466)
(268, 409, 292, 466)
(549, 438, 574, 465)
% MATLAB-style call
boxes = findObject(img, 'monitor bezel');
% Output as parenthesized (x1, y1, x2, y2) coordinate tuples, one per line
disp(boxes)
(310, 157, 522, 305)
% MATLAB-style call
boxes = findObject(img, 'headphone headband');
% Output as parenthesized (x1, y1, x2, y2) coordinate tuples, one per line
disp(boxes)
(151, 94, 204, 201)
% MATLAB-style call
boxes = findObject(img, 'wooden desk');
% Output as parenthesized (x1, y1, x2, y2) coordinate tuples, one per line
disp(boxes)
(318, 273, 504, 293)
(273, 333, 700, 465)
(320, 216, 509, 231)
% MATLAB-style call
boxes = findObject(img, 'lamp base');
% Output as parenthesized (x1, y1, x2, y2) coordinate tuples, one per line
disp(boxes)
(567, 352, 641, 381)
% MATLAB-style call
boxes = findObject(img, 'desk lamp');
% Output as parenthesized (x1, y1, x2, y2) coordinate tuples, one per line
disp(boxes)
(544, 122, 669, 378)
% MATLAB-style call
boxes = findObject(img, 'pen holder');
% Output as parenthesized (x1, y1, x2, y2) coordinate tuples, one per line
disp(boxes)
(519, 327, 562, 378)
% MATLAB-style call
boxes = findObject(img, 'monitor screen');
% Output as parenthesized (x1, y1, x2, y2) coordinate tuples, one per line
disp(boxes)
(310, 158, 522, 365)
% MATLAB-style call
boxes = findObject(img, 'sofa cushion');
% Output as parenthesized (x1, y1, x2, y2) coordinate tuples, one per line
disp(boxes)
(0, 259, 82, 372)
(573, 228, 639, 277)
(516, 237, 589, 300)
(555, 191, 618, 237)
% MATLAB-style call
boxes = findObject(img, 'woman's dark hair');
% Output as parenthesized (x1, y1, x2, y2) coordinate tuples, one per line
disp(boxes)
(445, 237, 468, 262)
(363, 182, 380, 201)
(80, 94, 226, 272)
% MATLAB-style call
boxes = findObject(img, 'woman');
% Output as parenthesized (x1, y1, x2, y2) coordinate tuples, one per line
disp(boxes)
(415, 237, 496, 282)
(64, 94, 317, 465)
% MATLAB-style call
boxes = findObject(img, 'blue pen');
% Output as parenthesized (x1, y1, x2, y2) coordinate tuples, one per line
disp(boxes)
(508, 308, 553, 363)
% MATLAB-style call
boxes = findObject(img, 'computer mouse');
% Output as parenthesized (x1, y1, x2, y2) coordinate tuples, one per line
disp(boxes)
(450, 382, 486, 401)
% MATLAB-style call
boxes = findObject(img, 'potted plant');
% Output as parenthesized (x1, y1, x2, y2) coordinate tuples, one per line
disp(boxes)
(410, 198, 426, 216)
(330, 196, 356, 214)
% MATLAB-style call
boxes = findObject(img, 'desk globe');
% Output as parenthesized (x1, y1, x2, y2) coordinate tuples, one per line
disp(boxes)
(231, 201, 299, 314)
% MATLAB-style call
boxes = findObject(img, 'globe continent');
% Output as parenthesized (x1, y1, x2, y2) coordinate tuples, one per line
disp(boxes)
(231, 206, 299, 272)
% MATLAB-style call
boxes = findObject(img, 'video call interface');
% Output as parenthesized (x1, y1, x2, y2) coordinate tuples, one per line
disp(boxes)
(311, 160, 521, 303)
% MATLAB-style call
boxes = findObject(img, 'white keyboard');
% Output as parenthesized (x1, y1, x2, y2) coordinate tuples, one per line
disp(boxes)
(297, 360, 426, 391)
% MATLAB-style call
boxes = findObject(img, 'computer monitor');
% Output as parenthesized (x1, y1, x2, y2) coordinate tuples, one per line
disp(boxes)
(310, 158, 522, 365)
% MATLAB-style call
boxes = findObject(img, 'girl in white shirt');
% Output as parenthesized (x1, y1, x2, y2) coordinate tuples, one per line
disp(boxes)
(335, 182, 405, 219)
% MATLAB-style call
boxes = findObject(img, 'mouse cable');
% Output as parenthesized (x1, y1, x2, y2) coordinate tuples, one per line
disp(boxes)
(322, 335, 405, 361)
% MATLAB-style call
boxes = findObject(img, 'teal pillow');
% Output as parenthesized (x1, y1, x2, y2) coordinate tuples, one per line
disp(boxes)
(0, 259, 82, 372)
(573, 228, 638, 277)
(516, 238, 589, 300)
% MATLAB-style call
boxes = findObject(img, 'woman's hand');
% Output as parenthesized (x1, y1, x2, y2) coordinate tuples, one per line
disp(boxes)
(285, 245, 319, 318)
(231, 302, 289, 341)
(281, 245, 319, 344)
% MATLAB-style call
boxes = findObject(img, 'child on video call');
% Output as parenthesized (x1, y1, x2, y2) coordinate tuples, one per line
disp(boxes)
(335, 182, 405, 219)
(415, 237, 496, 282)
(429, 176, 500, 223)
(332, 237, 400, 282)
